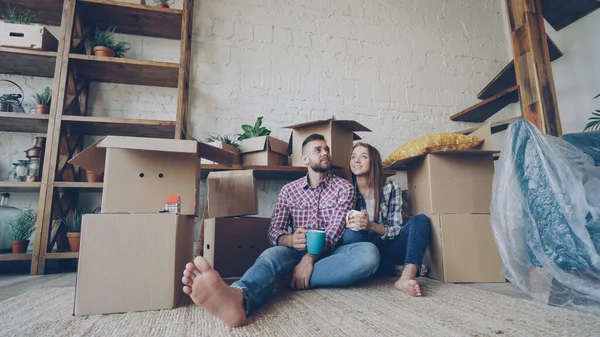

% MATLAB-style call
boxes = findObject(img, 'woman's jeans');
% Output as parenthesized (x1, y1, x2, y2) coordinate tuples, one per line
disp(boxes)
(339, 214, 431, 276)
(231, 242, 380, 316)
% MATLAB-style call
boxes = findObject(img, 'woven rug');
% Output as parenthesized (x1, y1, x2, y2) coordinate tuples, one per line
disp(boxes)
(1, 278, 598, 337)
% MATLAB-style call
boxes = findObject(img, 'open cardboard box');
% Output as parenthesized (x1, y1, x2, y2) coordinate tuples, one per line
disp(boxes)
(284, 119, 371, 168)
(69, 136, 236, 216)
(239, 136, 289, 166)
(200, 141, 241, 166)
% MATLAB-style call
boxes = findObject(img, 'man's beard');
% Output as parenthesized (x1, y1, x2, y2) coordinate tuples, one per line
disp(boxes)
(309, 158, 331, 172)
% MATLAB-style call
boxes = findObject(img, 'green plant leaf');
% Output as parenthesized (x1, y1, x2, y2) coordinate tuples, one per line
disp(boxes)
(254, 116, 263, 129)
(8, 209, 37, 241)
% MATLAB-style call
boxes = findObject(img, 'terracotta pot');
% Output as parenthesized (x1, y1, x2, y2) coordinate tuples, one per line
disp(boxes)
(36, 104, 49, 115)
(93, 46, 115, 58)
(157, 3, 169, 8)
(12, 240, 29, 254)
(67, 232, 81, 252)
(86, 171, 104, 182)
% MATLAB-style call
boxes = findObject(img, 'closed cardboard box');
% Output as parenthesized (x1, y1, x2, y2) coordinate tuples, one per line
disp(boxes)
(203, 217, 271, 278)
(407, 153, 494, 214)
(423, 214, 505, 283)
(74, 213, 195, 315)
(207, 170, 258, 218)
(284, 119, 371, 168)
(0, 23, 59, 51)
(239, 136, 289, 166)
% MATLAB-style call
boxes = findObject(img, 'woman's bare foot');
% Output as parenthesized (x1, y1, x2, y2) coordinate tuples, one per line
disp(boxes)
(393, 264, 422, 297)
(182, 256, 246, 327)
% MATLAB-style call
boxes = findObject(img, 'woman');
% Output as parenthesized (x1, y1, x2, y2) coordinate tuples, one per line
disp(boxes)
(342, 142, 431, 297)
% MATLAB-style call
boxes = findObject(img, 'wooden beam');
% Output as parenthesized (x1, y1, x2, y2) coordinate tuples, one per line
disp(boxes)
(175, 0, 194, 139)
(506, 0, 562, 136)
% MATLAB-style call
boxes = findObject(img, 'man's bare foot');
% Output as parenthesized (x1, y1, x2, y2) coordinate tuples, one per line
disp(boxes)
(182, 256, 246, 327)
(395, 264, 428, 277)
(393, 264, 422, 297)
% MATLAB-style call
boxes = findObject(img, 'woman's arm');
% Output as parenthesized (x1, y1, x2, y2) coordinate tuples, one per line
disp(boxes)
(377, 181, 404, 240)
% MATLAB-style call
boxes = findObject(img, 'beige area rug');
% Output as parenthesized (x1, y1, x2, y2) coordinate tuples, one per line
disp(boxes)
(1, 278, 599, 337)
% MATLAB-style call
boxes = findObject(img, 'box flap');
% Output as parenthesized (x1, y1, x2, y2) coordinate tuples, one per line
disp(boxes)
(283, 119, 371, 132)
(468, 123, 496, 151)
(239, 136, 267, 154)
(98, 136, 198, 153)
(267, 136, 289, 155)
(68, 138, 107, 174)
(197, 141, 236, 166)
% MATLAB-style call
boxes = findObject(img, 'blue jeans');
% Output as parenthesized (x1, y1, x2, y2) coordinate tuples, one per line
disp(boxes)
(230, 242, 380, 316)
(339, 214, 431, 277)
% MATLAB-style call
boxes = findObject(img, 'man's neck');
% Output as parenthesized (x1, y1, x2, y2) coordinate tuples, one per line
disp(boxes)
(307, 170, 328, 189)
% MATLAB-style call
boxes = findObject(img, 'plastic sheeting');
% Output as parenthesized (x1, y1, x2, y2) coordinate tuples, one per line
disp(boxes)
(491, 120, 600, 315)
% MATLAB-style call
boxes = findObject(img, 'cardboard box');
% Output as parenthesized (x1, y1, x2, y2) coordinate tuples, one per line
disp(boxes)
(0, 23, 59, 51)
(117, 0, 143, 3)
(206, 170, 258, 218)
(69, 136, 235, 216)
(423, 214, 505, 283)
(200, 141, 241, 166)
(74, 213, 194, 315)
(239, 136, 289, 166)
(284, 119, 371, 168)
(203, 217, 271, 278)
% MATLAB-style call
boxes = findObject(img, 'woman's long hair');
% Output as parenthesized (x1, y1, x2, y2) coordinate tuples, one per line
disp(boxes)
(346, 142, 385, 223)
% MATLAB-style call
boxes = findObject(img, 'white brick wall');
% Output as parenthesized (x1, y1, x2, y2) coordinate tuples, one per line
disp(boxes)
(1, 0, 520, 243)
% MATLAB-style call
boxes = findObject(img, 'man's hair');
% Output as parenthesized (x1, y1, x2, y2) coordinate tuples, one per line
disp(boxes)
(301, 133, 326, 154)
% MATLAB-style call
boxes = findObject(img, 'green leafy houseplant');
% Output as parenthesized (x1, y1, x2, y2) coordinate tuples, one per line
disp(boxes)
(237, 117, 271, 141)
(583, 94, 600, 132)
(8, 208, 36, 242)
(61, 209, 82, 233)
(1, 4, 35, 24)
(206, 135, 240, 148)
(33, 87, 52, 106)
(87, 27, 131, 58)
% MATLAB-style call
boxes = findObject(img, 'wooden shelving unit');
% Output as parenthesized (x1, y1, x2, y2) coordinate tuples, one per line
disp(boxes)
(200, 165, 397, 180)
(46, 252, 79, 259)
(0, 0, 64, 27)
(0, 182, 42, 192)
(0, 113, 49, 134)
(0, 48, 57, 78)
(0, 253, 33, 261)
(54, 182, 103, 192)
(62, 115, 176, 138)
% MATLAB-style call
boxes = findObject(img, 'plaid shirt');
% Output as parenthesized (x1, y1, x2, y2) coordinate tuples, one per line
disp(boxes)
(355, 179, 403, 241)
(268, 173, 356, 248)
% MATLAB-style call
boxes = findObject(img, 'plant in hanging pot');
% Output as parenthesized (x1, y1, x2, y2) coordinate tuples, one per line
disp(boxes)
(87, 26, 131, 58)
(7, 208, 36, 254)
(60, 209, 82, 252)
(153, 0, 175, 8)
(32, 87, 52, 114)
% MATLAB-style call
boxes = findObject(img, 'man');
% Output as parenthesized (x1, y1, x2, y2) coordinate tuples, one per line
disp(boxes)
(181, 133, 380, 327)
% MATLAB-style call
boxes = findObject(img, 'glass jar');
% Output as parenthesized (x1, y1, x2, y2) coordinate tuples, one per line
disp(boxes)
(12, 160, 28, 182)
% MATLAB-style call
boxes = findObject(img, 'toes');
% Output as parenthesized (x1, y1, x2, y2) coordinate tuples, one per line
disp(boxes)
(194, 256, 213, 273)
(182, 275, 193, 286)
(185, 262, 201, 277)
(183, 269, 195, 281)
(183, 285, 192, 295)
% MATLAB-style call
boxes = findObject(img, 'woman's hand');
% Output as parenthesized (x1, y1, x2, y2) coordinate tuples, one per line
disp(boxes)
(347, 210, 370, 231)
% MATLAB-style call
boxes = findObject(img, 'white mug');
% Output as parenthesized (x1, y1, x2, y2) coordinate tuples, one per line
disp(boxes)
(345, 210, 363, 231)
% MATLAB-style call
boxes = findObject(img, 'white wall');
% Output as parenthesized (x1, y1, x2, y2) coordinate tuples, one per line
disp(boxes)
(545, 10, 600, 134)
(1, 0, 518, 246)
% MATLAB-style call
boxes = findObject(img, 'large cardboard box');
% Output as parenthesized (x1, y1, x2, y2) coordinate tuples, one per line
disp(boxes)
(423, 214, 505, 283)
(203, 217, 271, 278)
(69, 136, 235, 216)
(0, 23, 59, 51)
(206, 170, 258, 218)
(239, 136, 289, 166)
(284, 119, 371, 168)
(201, 141, 241, 166)
(74, 214, 195, 315)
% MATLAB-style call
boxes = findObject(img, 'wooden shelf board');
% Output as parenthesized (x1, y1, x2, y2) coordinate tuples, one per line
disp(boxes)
(455, 116, 524, 135)
(69, 54, 179, 88)
(0, 47, 57, 78)
(62, 115, 176, 138)
(542, 0, 600, 31)
(0, 182, 41, 192)
(54, 182, 103, 191)
(477, 36, 562, 100)
(200, 164, 395, 180)
(78, 0, 183, 40)
(0, 253, 33, 261)
(46, 252, 79, 259)
(0, 0, 64, 27)
(0, 113, 49, 133)
(451, 86, 520, 123)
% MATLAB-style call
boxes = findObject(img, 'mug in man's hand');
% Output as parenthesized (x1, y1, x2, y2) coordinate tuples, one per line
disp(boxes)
(306, 229, 326, 255)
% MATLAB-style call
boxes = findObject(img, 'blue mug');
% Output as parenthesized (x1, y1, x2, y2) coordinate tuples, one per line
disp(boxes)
(306, 229, 326, 255)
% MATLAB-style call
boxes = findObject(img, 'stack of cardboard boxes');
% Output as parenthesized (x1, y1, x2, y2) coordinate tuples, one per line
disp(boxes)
(386, 124, 505, 283)
(68, 136, 235, 316)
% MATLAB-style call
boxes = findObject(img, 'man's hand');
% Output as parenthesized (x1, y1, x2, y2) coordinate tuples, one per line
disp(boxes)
(292, 227, 307, 251)
(291, 255, 314, 290)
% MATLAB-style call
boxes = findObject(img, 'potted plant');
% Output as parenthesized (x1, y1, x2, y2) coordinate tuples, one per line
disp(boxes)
(86, 169, 104, 182)
(153, 0, 174, 8)
(206, 134, 240, 148)
(33, 87, 52, 114)
(7, 208, 36, 254)
(1, 4, 35, 25)
(584, 94, 600, 132)
(87, 26, 130, 58)
(60, 209, 82, 252)
(237, 116, 272, 141)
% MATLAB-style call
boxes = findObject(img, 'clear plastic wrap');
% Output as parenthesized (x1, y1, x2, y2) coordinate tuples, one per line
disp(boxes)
(491, 120, 600, 315)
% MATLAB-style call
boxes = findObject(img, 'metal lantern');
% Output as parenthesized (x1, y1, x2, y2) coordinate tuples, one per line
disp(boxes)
(24, 137, 46, 182)
(0, 80, 26, 113)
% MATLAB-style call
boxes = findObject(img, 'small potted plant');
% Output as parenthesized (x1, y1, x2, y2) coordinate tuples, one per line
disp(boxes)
(61, 209, 82, 252)
(7, 208, 36, 254)
(86, 169, 103, 182)
(87, 26, 131, 58)
(1, 4, 35, 25)
(153, 0, 174, 8)
(237, 116, 272, 141)
(33, 87, 52, 114)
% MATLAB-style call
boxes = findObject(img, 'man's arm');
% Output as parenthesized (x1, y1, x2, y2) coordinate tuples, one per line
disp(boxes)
(267, 186, 291, 246)
(324, 182, 356, 248)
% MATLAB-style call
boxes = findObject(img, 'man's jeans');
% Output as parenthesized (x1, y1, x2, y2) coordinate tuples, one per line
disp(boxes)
(230, 242, 380, 316)
(339, 214, 431, 276)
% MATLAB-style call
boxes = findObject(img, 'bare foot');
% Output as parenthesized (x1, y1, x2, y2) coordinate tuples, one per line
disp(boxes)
(395, 264, 428, 277)
(393, 264, 422, 297)
(182, 256, 246, 327)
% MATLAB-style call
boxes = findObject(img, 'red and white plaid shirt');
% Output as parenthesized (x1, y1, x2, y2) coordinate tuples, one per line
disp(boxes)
(268, 173, 356, 248)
